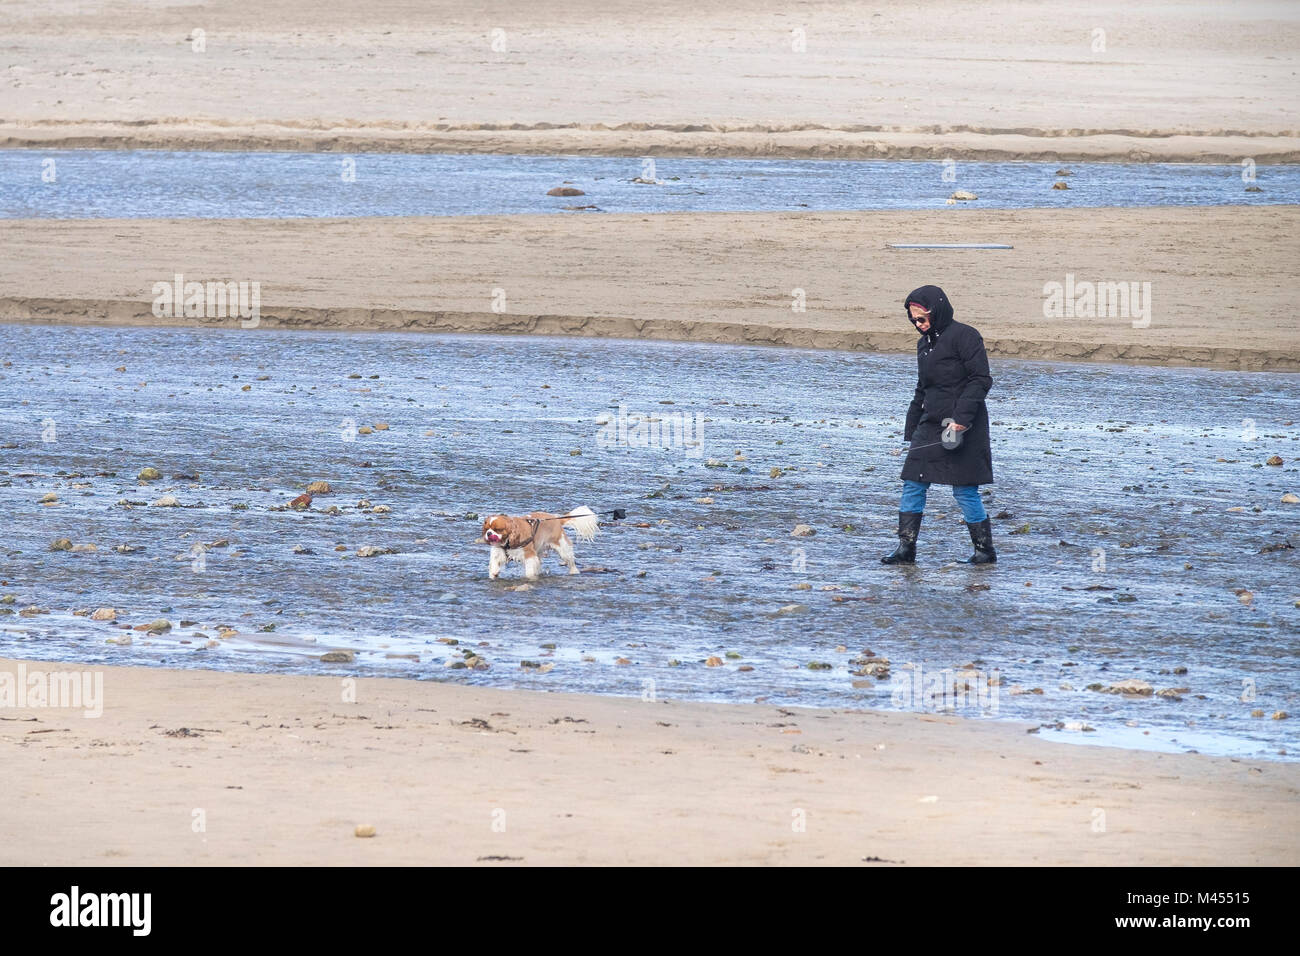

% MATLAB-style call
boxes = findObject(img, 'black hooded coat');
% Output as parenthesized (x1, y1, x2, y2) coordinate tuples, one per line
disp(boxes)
(900, 285, 994, 487)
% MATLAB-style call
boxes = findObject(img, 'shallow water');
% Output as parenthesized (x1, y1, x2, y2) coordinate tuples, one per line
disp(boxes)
(1, 151, 1294, 219)
(1, 325, 1297, 760)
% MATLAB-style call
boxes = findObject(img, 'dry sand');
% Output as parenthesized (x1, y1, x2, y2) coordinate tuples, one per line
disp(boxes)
(1, 0, 1298, 161)
(3, 205, 1297, 370)
(2, 657, 1296, 866)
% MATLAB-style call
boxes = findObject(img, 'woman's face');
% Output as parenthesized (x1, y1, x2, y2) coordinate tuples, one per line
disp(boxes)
(909, 303, 932, 331)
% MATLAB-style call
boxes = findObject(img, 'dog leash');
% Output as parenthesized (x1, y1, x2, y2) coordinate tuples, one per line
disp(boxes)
(529, 509, 627, 522)
(896, 419, 965, 454)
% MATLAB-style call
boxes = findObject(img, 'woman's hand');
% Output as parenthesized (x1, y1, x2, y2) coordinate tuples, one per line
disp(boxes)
(950, 423, 968, 432)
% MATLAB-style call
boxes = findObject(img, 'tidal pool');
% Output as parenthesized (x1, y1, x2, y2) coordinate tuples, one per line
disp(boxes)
(2, 150, 1294, 219)
(1, 325, 1296, 759)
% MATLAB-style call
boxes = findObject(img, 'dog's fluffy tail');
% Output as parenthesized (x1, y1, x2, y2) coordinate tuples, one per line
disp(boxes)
(563, 506, 600, 542)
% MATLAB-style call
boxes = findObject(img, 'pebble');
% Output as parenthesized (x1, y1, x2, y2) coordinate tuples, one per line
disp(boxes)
(49, 538, 73, 551)
(151, 495, 180, 507)
(790, 524, 815, 537)
(321, 651, 355, 663)
(1102, 679, 1153, 696)
(354, 824, 377, 838)
(1052, 181, 1070, 190)
(1274, 711, 1289, 720)
(854, 661, 891, 678)
(705, 656, 724, 667)
(357, 546, 396, 557)
(306, 480, 331, 495)
(1282, 493, 1300, 504)
(90, 607, 117, 621)
(949, 190, 978, 201)
(70, 543, 97, 553)
(1265, 455, 1283, 466)
(39, 492, 57, 504)
(137, 467, 162, 481)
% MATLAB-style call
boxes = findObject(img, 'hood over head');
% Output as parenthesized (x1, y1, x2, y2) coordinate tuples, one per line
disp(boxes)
(903, 285, 954, 335)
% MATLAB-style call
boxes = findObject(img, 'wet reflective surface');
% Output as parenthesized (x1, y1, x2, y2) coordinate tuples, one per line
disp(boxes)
(2, 150, 1295, 219)
(1, 325, 1297, 759)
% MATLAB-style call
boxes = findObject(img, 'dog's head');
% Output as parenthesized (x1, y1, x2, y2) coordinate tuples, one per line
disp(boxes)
(480, 514, 512, 545)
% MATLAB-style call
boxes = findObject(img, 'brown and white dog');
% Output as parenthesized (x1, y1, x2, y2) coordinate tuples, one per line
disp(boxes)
(479, 506, 600, 579)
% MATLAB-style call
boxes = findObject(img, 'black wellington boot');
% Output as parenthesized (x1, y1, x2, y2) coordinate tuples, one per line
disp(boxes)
(965, 517, 997, 564)
(881, 511, 923, 565)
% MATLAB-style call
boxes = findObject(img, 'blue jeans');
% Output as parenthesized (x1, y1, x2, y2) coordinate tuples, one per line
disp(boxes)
(900, 480, 987, 523)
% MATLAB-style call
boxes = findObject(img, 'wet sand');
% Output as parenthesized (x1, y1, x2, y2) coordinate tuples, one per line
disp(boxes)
(3, 205, 1297, 370)
(2, 657, 1296, 865)
(2, 0, 1298, 162)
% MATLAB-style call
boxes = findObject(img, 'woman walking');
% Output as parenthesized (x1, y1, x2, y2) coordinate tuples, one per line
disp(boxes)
(881, 284, 997, 565)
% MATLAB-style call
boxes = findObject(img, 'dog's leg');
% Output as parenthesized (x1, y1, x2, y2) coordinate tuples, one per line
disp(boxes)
(488, 546, 507, 580)
(554, 533, 579, 575)
(523, 546, 542, 580)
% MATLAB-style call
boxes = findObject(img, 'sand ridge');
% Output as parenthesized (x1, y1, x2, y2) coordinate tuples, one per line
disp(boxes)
(3, 206, 1297, 370)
